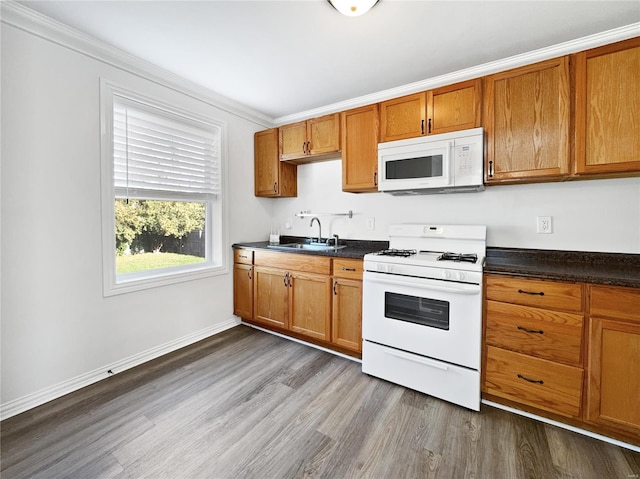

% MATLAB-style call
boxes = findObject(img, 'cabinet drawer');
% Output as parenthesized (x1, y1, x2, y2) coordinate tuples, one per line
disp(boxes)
(254, 250, 331, 275)
(486, 275, 583, 312)
(234, 248, 253, 265)
(332, 258, 363, 280)
(485, 346, 583, 418)
(485, 301, 583, 365)
(589, 285, 640, 323)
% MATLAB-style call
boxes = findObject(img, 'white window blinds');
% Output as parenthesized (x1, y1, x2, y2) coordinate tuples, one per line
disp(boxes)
(113, 97, 221, 200)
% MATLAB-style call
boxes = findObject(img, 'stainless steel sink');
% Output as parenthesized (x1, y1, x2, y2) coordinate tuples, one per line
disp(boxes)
(267, 242, 347, 252)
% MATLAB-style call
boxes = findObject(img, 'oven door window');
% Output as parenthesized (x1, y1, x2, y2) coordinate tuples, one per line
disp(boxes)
(385, 154, 444, 180)
(384, 292, 450, 330)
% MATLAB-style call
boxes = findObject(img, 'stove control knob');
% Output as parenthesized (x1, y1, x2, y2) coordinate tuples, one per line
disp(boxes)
(442, 270, 452, 279)
(456, 272, 466, 281)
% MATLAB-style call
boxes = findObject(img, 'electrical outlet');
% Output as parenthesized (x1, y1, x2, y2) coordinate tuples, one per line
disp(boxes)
(537, 216, 553, 234)
(366, 217, 375, 230)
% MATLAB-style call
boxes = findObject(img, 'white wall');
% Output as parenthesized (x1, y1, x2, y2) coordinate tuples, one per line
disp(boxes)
(0, 23, 271, 410)
(270, 160, 640, 254)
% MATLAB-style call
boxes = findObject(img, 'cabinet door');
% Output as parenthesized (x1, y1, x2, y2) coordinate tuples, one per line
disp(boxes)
(574, 37, 640, 175)
(279, 121, 308, 160)
(254, 128, 280, 196)
(332, 278, 362, 352)
(233, 264, 253, 320)
(253, 267, 289, 329)
(426, 79, 482, 135)
(289, 272, 331, 341)
(587, 317, 640, 436)
(484, 57, 570, 182)
(254, 128, 297, 197)
(308, 114, 340, 156)
(379, 92, 426, 142)
(342, 104, 379, 192)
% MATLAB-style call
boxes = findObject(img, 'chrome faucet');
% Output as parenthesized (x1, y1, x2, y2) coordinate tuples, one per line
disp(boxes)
(310, 217, 322, 243)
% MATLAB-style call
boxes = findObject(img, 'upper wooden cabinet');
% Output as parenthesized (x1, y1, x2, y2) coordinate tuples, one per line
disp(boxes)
(341, 104, 379, 193)
(254, 128, 297, 197)
(484, 57, 571, 183)
(379, 79, 482, 142)
(574, 37, 640, 176)
(427, 79, 482, 135)
(279, 113, 341, 162)
(379, 92, 426, 142)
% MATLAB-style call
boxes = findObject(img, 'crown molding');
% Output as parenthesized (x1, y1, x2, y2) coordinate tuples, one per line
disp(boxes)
(1, 1, 274, 128)
(274, 22, 640, 125)
(3, 1, 637, 129)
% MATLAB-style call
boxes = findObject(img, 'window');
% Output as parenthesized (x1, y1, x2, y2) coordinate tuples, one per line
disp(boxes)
(101, 81, 227, 296)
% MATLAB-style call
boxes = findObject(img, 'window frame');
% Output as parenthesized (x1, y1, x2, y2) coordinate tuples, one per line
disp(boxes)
(100, 79, 229, 297)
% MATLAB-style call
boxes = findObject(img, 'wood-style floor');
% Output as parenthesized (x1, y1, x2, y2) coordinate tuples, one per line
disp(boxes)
(2, 325, 639, 479)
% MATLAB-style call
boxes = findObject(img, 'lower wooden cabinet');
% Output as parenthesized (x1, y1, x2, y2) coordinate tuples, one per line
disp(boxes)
(331, 258, 364, 353)
(289, 271, 332, 341)
(485, 345, 583, 418)
(253, 266, 289, 329)
(233, 248, 363, 357)
(484, 274, 585, 419)
(233, 263, 253, 320)
(586, 285, 640, 439)
(484, 274, 640, 446)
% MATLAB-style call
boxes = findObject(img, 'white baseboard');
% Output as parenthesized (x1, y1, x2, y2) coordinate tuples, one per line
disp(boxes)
(482, 400, 640, 453)
(0, 317, 241, 421)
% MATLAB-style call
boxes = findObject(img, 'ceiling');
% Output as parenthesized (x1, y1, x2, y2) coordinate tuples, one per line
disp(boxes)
(17, 1, 640, 121)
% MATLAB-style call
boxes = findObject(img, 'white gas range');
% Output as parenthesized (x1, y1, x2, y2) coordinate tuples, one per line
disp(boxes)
(361, 224, 487, 411)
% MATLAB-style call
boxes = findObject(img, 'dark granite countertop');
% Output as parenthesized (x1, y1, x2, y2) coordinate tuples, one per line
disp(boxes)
(485, 247, 640, 288)
(233, 236, 389, 260)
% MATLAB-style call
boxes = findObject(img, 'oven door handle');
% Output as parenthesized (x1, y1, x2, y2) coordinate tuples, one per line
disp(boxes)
(364, 272, 480, 295)
(386, 349, 449, 371)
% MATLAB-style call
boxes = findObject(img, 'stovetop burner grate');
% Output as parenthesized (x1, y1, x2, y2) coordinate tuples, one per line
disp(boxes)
(377, 249, 417, 257)
(437, 252, 478, 263)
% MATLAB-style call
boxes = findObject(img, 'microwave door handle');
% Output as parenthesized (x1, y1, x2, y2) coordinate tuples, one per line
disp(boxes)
(364, 273, 480, 295)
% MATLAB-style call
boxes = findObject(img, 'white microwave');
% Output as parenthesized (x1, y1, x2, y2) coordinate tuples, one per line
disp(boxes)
(377, 127, 484, 194)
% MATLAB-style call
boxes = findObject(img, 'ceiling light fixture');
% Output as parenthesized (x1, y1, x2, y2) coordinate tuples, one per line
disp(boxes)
(328, 0, 380, 17)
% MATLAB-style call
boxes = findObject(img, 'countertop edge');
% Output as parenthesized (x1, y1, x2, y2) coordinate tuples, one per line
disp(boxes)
(233, 242, 640, 288)
(232, 237, 389, 260)
(485, 247, 640, 289)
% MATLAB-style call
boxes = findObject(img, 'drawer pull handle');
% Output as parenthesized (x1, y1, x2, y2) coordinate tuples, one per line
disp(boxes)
(342, 267, 356, 271)
(518, 374, 544, 385)
(518, 289, 545, 296)
(517, 326, 544, 334)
